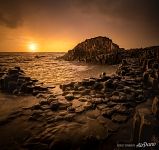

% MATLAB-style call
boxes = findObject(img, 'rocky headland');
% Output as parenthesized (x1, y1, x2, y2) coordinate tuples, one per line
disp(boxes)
(0, 37, 159, 150)
(60, 36, 125, 65)
(60, 36, 159, 66)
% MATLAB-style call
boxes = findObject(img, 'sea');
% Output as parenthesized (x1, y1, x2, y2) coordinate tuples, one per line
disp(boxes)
(0, 52, 118, 117)
(0, 52, 118, 86)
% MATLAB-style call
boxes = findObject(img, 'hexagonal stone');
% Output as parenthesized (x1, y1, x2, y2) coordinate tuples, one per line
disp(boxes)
(102, 108, 115, 118)
(65, 94, 74, 101)
(112, 114, 128, 123)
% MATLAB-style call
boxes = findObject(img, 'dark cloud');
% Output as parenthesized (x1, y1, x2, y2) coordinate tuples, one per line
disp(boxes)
(0, 0, 158, 29)
(0, 0, 23, 28)
(75, 0, 159, 28)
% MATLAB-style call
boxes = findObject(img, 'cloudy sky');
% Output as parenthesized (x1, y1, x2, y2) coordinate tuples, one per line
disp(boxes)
(0, 0, 158, 52)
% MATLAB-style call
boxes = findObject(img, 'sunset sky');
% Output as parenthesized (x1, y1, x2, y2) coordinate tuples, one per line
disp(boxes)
(0, 0, 158, 52)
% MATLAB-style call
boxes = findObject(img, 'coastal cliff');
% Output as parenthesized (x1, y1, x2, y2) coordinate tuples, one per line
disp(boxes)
(61, 36, 124, 64)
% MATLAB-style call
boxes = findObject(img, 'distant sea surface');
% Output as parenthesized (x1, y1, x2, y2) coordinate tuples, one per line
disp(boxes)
(0, 52, 118, 86)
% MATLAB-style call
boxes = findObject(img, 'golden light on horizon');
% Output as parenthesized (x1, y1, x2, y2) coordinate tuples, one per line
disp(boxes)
(24, 38, 76, 52)
(28, 43, 38, 52)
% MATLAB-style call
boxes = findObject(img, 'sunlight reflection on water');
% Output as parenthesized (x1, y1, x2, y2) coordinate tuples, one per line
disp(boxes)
(0, 52, 118, 86)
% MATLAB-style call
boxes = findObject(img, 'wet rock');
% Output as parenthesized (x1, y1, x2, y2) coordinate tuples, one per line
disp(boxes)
(114, 104, 130, 114)
(83, 102, 93, 110)
(29, 111, 44, 121)
(104, 79, 114, 89)
(59, 101, 72, 110)
(112, 114, 128, 123)
(67, 106, 75, 113)
(79, 97, 88, 102)
(41, 105, 50, 110)
(8, 68, 19, 75)
(92, 98, 103, 104)
(86, 109, 101, 119)
(97, 104, 108, 110)
(89, 79, 96, 86)
(34, 86, 47, 91)
(62, 91, 70, 96)
(77, 86, 85, 91)
(123, 86, 133, 94)
(136, 95, 145, 103)
(81, 79, 92, 87)
(60, 84, 68, 91)
(47, 95, 57, 104)
(39, 100, 48, 105)
(50, 101, 59, 111)
(31, 104, 41, 110)
(81, 89, 91, 96)
(75, 107, 85, 113)
(93, 82, 104, 90)
(99, 74, 111, 82)
(65, 93, 74, 101)
(109, 93, 128, 103)
(109, 95, 120, 102)
(58, 111, 68, 116)
(102, 97, 109, 103)
(64, 114, 75, 121)
(7, 81, 17, 93)
(112, 91, 119, 96)
(102, 108, 115, 118)
(95, 93, 105, 98)
(23, 85, 34, 94)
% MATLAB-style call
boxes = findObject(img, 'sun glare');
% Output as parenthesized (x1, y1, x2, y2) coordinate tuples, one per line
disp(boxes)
(28, 43, 38, 52)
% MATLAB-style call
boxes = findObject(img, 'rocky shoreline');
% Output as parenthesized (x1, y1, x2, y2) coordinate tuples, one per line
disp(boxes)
(0, 57, 159, 150)
(0, 66, 49, 96)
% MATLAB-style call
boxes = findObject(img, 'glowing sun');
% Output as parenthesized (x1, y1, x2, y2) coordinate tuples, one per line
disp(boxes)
(28, 43, 38, 52)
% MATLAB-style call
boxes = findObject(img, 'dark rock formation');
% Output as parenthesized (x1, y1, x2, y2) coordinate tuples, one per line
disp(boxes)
(61, 36, 124, 64)
(124, 46, 159, 60)
(60, 36, 159, 66)
(0, 66, 48, 95)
